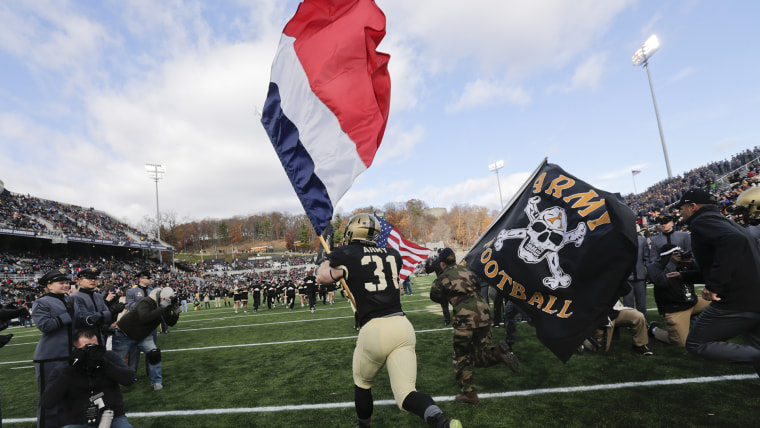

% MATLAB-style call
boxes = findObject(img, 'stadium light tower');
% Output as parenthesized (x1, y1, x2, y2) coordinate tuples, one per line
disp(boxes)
(488, 160, 505, 208)
(145, 163, 165, 263)
(632, 34, 672, 179)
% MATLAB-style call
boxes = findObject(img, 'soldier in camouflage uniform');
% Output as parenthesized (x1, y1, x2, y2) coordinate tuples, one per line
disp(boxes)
(430, 248, 519, 405)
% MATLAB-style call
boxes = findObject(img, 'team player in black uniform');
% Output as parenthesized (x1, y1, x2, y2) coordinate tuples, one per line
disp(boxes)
(316, 213, 460, 428)
(267, 285, 277, 310)
(252, 282, 262, 313)
(285, 281, 296, 310)
(304, 274, 318, 314)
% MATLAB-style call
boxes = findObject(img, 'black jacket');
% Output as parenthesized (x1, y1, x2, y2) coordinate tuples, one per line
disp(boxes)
(117, 296, 180, 340)
(41, 350, 136, 424)
(647, 259, 698, 314)
(681, 205, 760, 312)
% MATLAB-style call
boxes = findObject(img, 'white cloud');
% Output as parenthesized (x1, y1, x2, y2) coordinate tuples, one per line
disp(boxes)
(0, 1, 111, 72)
(372, 123, 425, 165)
(383, 37, 423, 113)
(0, 1, 299, 225)
(546, 53, 607, 94)
(570, 53, 606, 90)
(668, 66, 696, 85)
(412, 171, 533, 213)
(380, 0, 633, 78)
(446, 79, 531, 112)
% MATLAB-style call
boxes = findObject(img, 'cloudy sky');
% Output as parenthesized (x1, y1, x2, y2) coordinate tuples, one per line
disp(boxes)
(2, 0, 759, 229)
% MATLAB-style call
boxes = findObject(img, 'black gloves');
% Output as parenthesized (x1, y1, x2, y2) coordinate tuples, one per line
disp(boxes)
(109, 302, 125, 315)
(86, 312, 104, 326)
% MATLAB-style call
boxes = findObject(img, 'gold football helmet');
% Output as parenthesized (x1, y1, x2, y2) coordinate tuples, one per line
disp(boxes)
(343, 213, 380, 246)
(736, 187, 760, 223)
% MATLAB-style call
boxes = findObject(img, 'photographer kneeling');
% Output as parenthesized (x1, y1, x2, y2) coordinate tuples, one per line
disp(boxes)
(647, 244, 710, 347)
(113, 287, 181, 391)
(42, 328, 136, 428)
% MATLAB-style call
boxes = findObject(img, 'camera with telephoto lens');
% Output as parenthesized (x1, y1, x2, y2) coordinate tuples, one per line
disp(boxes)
(71, 343, 106, 372)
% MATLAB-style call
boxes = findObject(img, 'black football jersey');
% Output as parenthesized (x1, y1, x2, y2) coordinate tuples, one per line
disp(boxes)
(329, 244, 403, 327)
(304, 275, 317, 289)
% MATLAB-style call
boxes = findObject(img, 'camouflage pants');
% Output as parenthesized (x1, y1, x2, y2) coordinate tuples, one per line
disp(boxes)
(453, 326, 502, 393)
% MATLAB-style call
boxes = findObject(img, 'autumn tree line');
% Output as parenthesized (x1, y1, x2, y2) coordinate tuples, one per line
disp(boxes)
(148, 199, 497, 255)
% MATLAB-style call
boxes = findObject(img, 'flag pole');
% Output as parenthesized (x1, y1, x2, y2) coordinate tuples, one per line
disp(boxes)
(466, 157, 548, 259)
(319, 235, 357, 313)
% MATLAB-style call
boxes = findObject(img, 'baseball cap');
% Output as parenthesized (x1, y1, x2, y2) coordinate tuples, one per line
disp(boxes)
(437, 247, 455, 264)
(676, 188, 716, 207)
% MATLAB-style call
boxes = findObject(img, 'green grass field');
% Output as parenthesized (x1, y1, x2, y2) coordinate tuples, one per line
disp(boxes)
(1, 275, 757, 427)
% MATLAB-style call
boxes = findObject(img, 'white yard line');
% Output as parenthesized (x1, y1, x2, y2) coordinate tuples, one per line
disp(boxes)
(2, 374, 753, 424)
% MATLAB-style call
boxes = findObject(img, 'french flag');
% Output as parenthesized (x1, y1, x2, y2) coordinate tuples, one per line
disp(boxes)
(261, 0, 391, 234)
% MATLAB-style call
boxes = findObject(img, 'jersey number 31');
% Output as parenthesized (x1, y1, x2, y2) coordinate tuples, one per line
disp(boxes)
(360, 255, 399, 292)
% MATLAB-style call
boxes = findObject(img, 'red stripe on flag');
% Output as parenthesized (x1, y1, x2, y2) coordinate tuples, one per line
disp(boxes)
(386, 231, 431, 281)
(284, 0, 390, 167)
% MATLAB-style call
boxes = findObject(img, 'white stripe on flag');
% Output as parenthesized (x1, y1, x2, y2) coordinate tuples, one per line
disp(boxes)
(270, 34, 366, 204)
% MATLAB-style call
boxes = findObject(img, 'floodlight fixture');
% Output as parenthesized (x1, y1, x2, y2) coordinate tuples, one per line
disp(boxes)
(145, 163, 165, 262)
(632, 34, 672, 178)
(488, 160, 505, 208)
(632, 35, 660, 66)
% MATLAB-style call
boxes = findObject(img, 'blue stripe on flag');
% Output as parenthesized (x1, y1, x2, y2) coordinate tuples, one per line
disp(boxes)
(262, 82, 333, 233)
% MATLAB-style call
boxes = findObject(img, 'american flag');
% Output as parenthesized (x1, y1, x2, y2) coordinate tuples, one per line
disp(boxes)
(376, 218, 432, 282)
(632, 170, 641, 176)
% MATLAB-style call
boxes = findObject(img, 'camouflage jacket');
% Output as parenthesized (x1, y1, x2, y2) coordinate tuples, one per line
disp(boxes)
(431, 264, 491, 329)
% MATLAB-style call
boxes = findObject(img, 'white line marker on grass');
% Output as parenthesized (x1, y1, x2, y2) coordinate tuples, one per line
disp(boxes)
(2, 374, 753, 424)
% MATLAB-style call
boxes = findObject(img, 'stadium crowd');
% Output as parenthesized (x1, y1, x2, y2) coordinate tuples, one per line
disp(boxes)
(624, 146, 760, 228)
(0, 190, 159, 244)
(0, 253, 330, 322)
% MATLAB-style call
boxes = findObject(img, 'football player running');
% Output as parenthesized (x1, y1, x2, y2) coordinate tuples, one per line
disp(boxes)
(317, 213, 461, 428)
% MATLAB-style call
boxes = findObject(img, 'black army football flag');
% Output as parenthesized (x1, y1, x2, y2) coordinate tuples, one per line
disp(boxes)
(464, 159, 637, 362)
